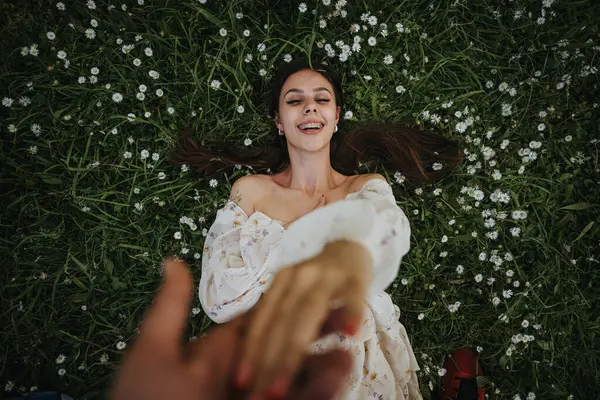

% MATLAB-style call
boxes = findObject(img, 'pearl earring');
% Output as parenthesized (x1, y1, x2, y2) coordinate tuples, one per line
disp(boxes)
(334, 124, 338, 132)
(278, 129, 284, 135)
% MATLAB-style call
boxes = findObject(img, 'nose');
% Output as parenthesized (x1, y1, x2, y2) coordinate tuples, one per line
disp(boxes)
(304, 104, 318, 114)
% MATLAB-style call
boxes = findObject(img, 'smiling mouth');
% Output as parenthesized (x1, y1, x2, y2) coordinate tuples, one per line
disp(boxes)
(298, 123, 325, 134)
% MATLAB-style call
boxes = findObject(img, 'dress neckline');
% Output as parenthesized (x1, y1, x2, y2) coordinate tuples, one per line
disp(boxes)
(226, 178, 386, 230)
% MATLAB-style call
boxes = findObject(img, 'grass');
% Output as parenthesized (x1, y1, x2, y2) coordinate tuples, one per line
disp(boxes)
(1, 0, 599, 398)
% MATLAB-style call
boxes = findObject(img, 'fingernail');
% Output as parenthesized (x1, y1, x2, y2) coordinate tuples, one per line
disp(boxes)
(267, 374, 290, 399)
(235, 362, 253, 389)
(343, 320, 359, 335)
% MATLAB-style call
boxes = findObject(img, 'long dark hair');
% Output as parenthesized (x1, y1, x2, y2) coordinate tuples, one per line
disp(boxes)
(168, 55, 464, 185)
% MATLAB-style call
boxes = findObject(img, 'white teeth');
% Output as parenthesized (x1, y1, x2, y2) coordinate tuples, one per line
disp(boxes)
(299, 123, 323, 129)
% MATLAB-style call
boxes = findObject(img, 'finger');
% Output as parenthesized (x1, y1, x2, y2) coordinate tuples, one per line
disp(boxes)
(136, 257, 192, 359)
(186, 315, 248, 396)
(237, 268, 295, 388)
(314, 194, 326, 209)
(341, 273, 368, 336)
(290, 350, 353, 400)
(250, 264, 328, 396)
(248, 269, 320, 396)
(262, 286, 334, 399)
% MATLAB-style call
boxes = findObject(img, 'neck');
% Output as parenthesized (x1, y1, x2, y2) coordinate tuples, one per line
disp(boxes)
(279, 144, 339, 197)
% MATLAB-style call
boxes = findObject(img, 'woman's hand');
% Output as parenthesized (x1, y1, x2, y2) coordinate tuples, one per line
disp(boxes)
(236, 239, 373, 399)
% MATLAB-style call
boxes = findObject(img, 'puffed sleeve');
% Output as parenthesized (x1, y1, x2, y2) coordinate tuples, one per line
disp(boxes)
(274, 179, 411, 295)
(199, 202, 282, 323)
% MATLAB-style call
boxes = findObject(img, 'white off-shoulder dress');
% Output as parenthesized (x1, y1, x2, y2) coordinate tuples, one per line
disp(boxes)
(200, 178, 422, 399)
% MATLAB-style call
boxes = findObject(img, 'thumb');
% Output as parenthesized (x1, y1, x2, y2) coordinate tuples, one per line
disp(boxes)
(137, 257, 193, 359)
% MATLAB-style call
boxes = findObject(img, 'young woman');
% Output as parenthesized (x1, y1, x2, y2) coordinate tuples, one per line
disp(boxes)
(170, 56, 465, 399)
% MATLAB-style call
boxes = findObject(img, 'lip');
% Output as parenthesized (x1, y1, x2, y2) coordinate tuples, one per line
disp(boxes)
(297, 120, 325, 135)
(297, 120, 325, 128)
(299, 125, 324, 135)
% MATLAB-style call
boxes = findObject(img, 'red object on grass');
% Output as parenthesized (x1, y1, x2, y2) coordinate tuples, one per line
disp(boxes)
(440, 347, 485, 400)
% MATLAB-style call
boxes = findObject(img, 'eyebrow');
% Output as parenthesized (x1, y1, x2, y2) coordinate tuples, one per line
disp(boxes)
(284, 87, 332, 97)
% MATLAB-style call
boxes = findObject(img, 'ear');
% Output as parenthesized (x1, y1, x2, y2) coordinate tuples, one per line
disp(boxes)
(274, 114, 283, 131)
(335, 106, 341, 125)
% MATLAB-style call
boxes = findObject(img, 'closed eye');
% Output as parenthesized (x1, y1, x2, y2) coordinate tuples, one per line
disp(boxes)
(286, 99, 330, 104)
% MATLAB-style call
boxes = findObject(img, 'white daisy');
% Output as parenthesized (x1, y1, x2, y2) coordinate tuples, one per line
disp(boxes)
(144, 47, 153, 56)
(112, 93, 123, 103)
(47, 32, 56, 40)
(133, 58, 142, 67)
(85, 28, 96, 39)
(57, 50, 67, 59)
(28, 124, 42, 137)
(2, 97, 14, 107)
(148, 70, 160, 79)
(455, 121, 468, 133)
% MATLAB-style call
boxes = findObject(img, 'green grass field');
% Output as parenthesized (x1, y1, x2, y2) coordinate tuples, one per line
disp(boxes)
(1, 0, 599, 398)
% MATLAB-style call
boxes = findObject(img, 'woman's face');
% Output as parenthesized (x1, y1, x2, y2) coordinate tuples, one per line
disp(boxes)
(275, 69, 341, 150)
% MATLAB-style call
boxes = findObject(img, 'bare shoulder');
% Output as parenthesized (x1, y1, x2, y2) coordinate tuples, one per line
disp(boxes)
(228, 174, 266, 217)
(351, 173, 388, 192)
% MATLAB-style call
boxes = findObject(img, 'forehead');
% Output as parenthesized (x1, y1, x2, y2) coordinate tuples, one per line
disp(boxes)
(281, 69, 333, 94)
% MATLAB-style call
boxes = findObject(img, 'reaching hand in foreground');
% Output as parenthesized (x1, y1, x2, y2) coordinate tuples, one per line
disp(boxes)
(111, 257, 353, 400)
(237, 240, 373, 399)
